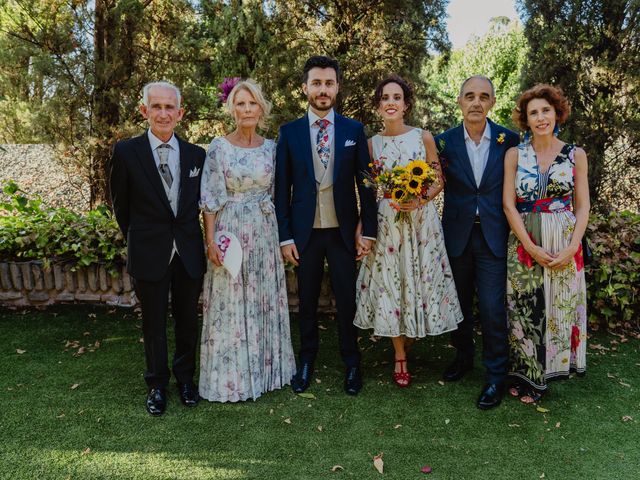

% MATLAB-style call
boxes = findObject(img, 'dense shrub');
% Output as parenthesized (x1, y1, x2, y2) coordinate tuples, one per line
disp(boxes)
(585, 211, 640, 331)
(0, 181, 125, 273)
(1, 181, 638, 332)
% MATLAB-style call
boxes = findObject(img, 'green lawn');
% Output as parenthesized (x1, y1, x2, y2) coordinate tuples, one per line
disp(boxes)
(0, 306, 638, 480)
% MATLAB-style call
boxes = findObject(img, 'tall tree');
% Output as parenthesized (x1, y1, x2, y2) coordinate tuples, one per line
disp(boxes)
(196, 0, 450, 136)
(517, 0, 640, 212)
(0, 0, 203, 207)
(420, 17, 528, 133)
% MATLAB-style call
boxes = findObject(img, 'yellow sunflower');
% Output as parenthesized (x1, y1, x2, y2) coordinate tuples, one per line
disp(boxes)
(406, 159, 430, 180)
(390, 188, 407, 202)
(406, 177, 422, 195)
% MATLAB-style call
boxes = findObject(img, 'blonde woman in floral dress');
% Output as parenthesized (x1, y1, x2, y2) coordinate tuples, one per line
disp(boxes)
(199, 79, 295, 402)
(503, 84, 589, 404)
(355, 75, 463, 387)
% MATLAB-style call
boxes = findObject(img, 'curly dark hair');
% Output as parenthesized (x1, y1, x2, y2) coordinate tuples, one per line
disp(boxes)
(302, 56, 342, 84)
(513, 84, 572, 131)
(372, 74, 414, 115)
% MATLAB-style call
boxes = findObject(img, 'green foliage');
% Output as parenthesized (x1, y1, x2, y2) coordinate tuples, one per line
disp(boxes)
(421, 17, 528, 132)
(191, 0, 451, 138)
(586, 211, 640, 330)
(0, 181, 126, 272)
(517, 0, 640, 212)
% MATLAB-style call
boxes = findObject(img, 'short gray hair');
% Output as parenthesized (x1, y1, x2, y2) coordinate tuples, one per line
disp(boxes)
(225, 79, 272, 129)
(142, 81, 181, 107)
(458, 75, 495, 98)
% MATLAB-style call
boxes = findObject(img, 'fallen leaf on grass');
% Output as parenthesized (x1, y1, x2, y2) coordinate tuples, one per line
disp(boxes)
(315, 378, 322, 384)
(508, 423, 521, 428)
(373, 454, 384, 474)
(607, 373, 616, 378)
(589, 344, 609, 351)
(421, 465, 433, 474)
(16, 349, 26, 354)
(298, 392, 316, 399)
(618, 381, 631, 388)
(81, 448, 91, 455)
(70, 383, 80, 390)
(317, 426, 323, 432)
(318, 324, 327, 330)
(393, 424, 402, 429)
(56, 413, 65, 419)
(555, 422, 561, 428)
(536, 407, 550, 413)
(437, 380, 445, 386)
(284, 417, 292, 424)
(331, 465, 344, 472)
(445, 419, 450, 425)
(269, 409, 274, 415)
(622, 416, 633, 422)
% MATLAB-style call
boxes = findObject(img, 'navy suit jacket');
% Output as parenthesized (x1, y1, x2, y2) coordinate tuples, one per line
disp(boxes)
(435, 119, 519, 258)
(109, 132, 206, 282)
(274, 113, 377, 253)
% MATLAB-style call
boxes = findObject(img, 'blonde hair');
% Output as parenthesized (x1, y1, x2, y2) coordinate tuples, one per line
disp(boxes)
(225, 79, 272, 129)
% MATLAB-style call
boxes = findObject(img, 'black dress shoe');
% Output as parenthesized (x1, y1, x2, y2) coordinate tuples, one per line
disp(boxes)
(292, 363, 314, 394)
(442, 357, 473, 382)
(177, 382, 200, 407)
(344, 366, 362, 396)
(146, 388, 167, 416)
(477, 383, 504, 410)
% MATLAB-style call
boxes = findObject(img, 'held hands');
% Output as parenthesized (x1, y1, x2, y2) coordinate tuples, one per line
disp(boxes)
(547, 244, 579, 270)
(206, 241, 224, 267)
(391, 198, 423, 212)
(526, 245, 556, 268)
(281, 243, 300, 267)
(355, 221, 374, 260)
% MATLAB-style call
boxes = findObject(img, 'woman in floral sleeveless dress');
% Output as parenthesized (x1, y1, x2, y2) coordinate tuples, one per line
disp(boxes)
(503, 84, 590, 404)
(355, 76, 463, 387)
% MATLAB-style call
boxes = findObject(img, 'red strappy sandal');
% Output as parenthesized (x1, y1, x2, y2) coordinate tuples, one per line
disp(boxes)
(393, 359, 411, 388)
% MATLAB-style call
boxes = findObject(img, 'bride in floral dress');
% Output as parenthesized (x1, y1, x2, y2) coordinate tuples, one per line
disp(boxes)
(355, 75, 463, 387)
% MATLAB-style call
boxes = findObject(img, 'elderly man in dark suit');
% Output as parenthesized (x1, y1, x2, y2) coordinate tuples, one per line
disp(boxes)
(110, 81, 206, 416)
(435, 75, 519, 410)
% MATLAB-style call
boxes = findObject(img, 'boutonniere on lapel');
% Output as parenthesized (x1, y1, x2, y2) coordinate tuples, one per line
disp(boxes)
(497, 133, 506, 145)
(189, 167, 201, 177)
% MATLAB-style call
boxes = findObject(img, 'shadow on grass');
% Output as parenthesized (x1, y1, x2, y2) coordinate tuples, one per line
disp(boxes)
(0, 306, 638, 479)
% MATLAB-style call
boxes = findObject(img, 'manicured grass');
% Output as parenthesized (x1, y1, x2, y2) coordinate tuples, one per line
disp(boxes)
(0, 306, 638, 479)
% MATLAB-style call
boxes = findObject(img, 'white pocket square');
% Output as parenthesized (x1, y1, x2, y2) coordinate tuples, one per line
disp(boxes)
(344, 139, 356, 147)
(189, 167, 201, 177)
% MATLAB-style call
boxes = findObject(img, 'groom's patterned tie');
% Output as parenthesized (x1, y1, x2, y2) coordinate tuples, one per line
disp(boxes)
(157, 143, 173, 188)
(315, 118, 331, 169)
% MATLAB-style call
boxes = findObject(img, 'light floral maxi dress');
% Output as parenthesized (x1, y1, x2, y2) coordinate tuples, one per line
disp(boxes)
(354, 128, 463, 337)
(507, 142, 587, 392)
(199, 137, 295, 402)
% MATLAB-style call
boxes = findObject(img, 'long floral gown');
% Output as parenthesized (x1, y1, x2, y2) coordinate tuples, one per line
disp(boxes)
(354, 128, 463, 337)
(199, 137, 295, 402)
(507, 142, 587, 392)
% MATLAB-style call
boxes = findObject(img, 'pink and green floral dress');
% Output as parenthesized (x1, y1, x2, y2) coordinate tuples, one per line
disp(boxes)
(507, 142, 587, 392)
(199, 137, 295, 402)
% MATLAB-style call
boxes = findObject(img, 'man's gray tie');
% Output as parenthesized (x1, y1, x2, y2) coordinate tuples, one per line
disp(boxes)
(157, 144, 173, 188)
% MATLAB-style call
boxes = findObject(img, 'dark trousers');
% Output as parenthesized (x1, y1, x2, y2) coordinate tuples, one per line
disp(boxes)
(134, 255, 203, 389)
(296, 228, 360, 368)
(449, 223, 509, 384)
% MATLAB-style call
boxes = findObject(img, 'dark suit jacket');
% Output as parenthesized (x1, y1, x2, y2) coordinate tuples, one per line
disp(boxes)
(109, 132, 206, 282)
(435, 119, 519, 258)
(274, 113, 377, 253)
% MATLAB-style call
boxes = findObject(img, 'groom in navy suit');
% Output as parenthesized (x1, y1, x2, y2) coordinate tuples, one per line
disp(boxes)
(435, 76, 519, 409)
(274, 56, 377, 396)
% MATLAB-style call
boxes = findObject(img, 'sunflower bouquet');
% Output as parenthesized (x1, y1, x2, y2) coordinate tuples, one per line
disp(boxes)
(363, 156, 439, 223)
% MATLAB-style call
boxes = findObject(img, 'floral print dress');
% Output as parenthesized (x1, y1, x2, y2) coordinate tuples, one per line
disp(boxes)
(354, 128, 463, 337)
(199, 137, 296, 402)
(507, 142, 587, 391)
